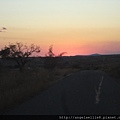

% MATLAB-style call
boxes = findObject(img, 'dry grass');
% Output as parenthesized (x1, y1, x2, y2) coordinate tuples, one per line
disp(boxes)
(101, 63, 120, 83)
(0, 67, 78, 114)
(1, 55, 120, 114)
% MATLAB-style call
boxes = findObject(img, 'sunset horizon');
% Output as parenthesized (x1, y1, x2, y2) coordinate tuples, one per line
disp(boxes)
(0, 0, 120, 56)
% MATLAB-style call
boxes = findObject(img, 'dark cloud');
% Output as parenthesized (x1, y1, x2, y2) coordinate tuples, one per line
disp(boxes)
(2, 27, 7, 30)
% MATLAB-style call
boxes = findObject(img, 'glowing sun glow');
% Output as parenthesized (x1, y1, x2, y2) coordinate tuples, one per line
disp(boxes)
(0, 0, 120, 56)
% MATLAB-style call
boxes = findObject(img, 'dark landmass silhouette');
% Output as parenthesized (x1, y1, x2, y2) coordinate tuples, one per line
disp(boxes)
(89, 53, 101, 56)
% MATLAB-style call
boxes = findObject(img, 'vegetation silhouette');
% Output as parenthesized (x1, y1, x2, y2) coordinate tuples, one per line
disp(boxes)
(0, 42, 40, 71)
(44, 45, 67, 70)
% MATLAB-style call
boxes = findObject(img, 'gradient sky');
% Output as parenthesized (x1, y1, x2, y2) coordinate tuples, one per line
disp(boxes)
(0, 0, 120, 56)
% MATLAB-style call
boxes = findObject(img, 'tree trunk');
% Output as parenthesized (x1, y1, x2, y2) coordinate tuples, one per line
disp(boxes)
(19, 65, 24, 72)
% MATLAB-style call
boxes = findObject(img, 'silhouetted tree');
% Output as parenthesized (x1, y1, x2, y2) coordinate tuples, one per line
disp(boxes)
(0, 42, 40, 71)
(44, 45, 66, 69)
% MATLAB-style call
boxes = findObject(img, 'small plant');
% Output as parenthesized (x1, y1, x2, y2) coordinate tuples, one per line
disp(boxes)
(44, 45, 66, 70)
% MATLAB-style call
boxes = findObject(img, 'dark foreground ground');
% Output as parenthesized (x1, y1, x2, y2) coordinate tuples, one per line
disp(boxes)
(4, 70, 120, 115)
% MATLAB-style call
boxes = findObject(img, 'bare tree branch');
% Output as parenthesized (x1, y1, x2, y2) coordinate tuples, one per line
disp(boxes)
(0, 42, 41, 71)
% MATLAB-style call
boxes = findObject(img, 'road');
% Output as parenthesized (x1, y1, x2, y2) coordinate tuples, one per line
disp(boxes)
(4, 70, 120, 115)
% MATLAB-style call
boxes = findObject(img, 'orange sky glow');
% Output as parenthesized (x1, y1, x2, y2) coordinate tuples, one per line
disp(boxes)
(0, 0, 120, 56)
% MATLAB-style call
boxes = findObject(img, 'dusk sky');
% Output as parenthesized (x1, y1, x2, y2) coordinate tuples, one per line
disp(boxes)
(0, 0, 120, 56)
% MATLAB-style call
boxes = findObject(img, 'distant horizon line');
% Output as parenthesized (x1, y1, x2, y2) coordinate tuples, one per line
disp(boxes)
(30, 53, 120, 57)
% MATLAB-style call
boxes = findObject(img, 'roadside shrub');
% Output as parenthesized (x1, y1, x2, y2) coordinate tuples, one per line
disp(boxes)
(44, 45, 66, 70)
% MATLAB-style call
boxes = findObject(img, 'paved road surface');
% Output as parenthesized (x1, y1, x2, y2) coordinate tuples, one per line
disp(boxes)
(4, 70, 120, 115)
